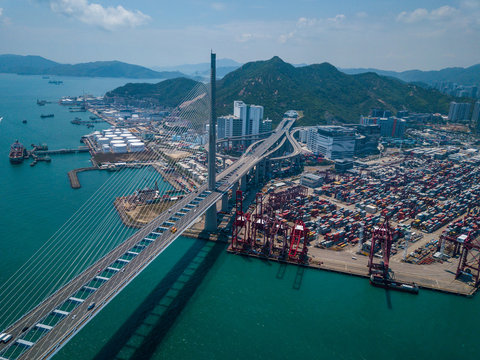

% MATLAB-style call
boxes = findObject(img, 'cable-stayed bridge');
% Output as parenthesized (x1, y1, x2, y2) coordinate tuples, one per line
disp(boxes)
(0, 55, 302, 360)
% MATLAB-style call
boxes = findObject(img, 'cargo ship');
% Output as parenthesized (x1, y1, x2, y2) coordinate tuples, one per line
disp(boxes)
(370, 275, 419, 294)
(9, 140, 27, 164)
(40, 114, 54, 118)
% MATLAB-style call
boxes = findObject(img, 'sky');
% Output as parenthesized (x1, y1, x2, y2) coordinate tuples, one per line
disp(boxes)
(0, 0, 479, 71)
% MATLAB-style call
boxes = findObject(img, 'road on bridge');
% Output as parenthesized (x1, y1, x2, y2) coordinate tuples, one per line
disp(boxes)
(0, 118, 296, 360)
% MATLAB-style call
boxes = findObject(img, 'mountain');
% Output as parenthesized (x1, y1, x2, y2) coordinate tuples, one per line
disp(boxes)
(105, 77, 200, 107)
(153, 58, 242, 75)
(45, 61, 184, 79)
(0, 54, 59, 74)
(106, 56, 457, 126)
(341, 64, 480, 85)
(0, 54, 186, 79)
(216, 56, 456, 125)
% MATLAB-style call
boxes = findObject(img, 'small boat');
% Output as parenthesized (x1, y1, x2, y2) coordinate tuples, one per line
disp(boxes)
(40, 114, 54, 118)
(369, 275, 419, 294)
(36, 99, 47, 106)
(22, 120, 27, 124)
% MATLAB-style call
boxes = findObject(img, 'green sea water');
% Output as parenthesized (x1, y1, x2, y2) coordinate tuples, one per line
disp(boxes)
(1, 74, 479, 360)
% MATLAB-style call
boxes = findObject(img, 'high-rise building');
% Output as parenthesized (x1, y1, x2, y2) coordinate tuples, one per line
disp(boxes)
(361, 116, 405, 138)
(260, 118, 272, 133)
(379, 117, 406, 138)
(217, 115, 242, 139)
(448, 102, 471, 122)
(306, 126, 355, 160)
(233, 100, 264, 136)
(472, 101, 480, 133)
(355, 125, 381, 156)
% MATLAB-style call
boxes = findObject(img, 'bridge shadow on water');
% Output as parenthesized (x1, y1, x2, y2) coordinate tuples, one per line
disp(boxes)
(93, 233, 225, 360)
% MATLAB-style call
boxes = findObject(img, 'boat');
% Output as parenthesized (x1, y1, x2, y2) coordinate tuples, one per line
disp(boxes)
(40, 114, 54, 118)
(22, 120, 27, 124)
(9, 140, 26, 164)
(369, 274, 419, 294)
(37, 99, 46, 106)
(48, 80, 63, 85)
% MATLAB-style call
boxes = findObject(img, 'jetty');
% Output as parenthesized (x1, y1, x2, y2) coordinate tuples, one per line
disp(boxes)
(33, 146, 89, 155)
(68, 167, 99, 189)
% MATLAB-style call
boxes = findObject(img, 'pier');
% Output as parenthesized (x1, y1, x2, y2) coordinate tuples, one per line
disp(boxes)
(67, 167, 99, 189)
(32, 147, 89, 156)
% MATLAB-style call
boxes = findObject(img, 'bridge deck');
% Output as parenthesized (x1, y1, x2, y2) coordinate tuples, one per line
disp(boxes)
(0, 118, 295, 360)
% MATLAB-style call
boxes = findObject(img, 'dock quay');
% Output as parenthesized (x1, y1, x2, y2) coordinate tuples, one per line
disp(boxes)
(68, 167, 99, 189)
(227, 247, 477, 297)
(87, 107, 116, 126)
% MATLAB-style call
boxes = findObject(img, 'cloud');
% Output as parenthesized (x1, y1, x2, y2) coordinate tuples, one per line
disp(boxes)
(397, 5, 458, 23)
(356, 11, 368, 18)
(327, 14, 345, 22)
(211, 2, 226, 11)
(0, 8, 3, 17)
(47, 0, 150, 30)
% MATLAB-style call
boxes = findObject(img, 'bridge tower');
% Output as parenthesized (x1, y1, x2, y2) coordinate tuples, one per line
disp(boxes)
(205, 51, 218, 231)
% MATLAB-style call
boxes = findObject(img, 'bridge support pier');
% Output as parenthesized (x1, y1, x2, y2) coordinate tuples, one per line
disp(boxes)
(221, 192, 229, 212)
(241, 174, 248, 192)
(205, 205, 217, 232)
(264, 161, 271, 181)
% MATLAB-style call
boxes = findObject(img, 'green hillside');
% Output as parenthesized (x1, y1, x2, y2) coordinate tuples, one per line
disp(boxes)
(106, 56, 457, 126)
(105, 77, 200, 107)
(342, 64, 480, 86)
(0, 55, 185, 79)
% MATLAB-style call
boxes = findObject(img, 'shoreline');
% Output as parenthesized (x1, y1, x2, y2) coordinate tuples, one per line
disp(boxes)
(226, 247, 477, 297)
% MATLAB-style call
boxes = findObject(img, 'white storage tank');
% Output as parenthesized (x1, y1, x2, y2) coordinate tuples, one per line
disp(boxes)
(127, 138, 139, 144)
(105, 134, 115, 140)
(102, 144, 111, 153)
(129, 142, 145, 152)
(112, 143, 128, 153)
(113, 136, 124, 141)
(97, 137, 110, 145)
(110, 140, 125, 147)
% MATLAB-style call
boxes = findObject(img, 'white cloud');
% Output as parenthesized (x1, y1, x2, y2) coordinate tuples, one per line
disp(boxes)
(356, 11, 368, 18)
(0, 8, 3, 17)
(327, 14, 345, 22)
(397, 5, 458, 23)
(47, 0, 150, 30)
(278, 31, 295, 44)
(237, 33, 252, 42)
(211, 3, 226, 11)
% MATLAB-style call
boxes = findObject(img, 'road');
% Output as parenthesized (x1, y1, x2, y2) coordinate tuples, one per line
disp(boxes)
(0, 118, 295, 360)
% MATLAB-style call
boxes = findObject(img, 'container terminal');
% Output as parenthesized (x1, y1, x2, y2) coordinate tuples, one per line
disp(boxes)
(226, 150, 480, 297)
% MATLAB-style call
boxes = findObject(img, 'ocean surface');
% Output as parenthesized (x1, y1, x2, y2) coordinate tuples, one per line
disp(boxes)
(0, 74, 479, 360)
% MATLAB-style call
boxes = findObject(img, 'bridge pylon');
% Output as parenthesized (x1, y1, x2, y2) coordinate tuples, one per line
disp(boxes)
(205, 51, 218, 232)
